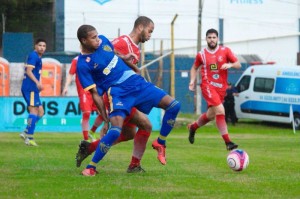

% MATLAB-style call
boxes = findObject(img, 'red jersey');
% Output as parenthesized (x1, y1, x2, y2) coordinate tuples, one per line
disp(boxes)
(194, 46, 238, 91)
(111, 35, 140, 65)
(69, 56, 85, 95)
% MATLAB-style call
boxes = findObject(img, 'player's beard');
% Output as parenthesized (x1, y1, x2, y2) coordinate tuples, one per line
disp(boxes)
(140, 30, 147, 43)
(208, 41, 218, 50)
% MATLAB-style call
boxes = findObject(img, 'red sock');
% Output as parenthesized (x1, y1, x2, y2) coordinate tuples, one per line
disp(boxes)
(132, 130, 150, 160)
(129, 156, 140, 167)
(196, 113, 210, 127)
(190, 122, 199, 131)
(113, 133, 128, 144)
(91, 115, 103, 132)
(215, 114, 230, 142)
(222, 134, 231, 143)
(90, 126, 97, 132)
(89, 139, 100, 153)
(83, 130, 89, 140)
(191, 113, 210, 131)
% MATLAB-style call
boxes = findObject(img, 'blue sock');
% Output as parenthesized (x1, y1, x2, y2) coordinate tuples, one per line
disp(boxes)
(158, 100, 181, 145)
(36, 115, 42, 124)
(26, 114, 38, 138)
(88, 126, 121, 167)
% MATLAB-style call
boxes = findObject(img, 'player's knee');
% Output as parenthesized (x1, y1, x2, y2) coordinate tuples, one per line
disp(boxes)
(166, 100, 181, 115)
(138, 117, 152, 132)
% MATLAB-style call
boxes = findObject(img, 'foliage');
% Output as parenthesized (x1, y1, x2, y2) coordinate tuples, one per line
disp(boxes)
(0, 0, 55, 51)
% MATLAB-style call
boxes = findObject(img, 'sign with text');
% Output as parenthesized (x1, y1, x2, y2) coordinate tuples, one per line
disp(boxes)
(0, 97, 161, 132)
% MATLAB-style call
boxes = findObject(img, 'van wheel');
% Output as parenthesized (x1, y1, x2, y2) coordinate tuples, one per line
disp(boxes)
(293, 114, 300, 130)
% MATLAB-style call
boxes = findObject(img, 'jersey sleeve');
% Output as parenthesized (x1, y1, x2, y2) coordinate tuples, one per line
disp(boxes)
(112, 38, 128, 55)
(76, 60, 96, 92)
(69, 58, 77, 75)
(26, 52, 38, 68)
(193, 53, 203, 69)
(226, 48, 238, 63)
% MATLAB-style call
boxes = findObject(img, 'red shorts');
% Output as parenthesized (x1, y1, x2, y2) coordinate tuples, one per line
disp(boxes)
(201, 84, 226, 107)
(78, 91, 97, 112)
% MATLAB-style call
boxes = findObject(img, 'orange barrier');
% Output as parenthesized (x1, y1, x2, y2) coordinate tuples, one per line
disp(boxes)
(40, 58, 62, 96)
(0, 57, 10, 96)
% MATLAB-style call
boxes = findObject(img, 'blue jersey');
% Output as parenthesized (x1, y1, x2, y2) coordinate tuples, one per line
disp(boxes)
(77, 35, 134, 95)
(21, 51, 42, 92)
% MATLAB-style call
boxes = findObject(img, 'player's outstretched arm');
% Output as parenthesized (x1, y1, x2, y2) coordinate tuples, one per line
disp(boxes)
(116, 51, 140, 73)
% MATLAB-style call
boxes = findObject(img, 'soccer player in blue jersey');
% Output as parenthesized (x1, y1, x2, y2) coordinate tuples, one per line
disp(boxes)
(19, 38, 47, 146)
(76, 24, 181, 176)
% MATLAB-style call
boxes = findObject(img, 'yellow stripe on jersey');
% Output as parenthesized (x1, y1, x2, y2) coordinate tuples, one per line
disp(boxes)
(107, 88, 113, 112)
(26, 64, 35, 68)
(30, 92, 34, 106)
(84, 84, 96, 92)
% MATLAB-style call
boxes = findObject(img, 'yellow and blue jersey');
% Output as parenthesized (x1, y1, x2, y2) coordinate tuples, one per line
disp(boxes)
(21, 51, 42, 92)
(77, 35, 134, 95)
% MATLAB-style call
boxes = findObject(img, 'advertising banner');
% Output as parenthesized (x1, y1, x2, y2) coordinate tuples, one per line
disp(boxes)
(1, 97, 161, 132)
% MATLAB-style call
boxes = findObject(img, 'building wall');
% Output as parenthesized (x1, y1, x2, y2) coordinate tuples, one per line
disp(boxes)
(64, 0, 300, 65)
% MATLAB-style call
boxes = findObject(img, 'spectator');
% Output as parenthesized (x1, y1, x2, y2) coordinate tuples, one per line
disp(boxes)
(224, 82, 238, 125)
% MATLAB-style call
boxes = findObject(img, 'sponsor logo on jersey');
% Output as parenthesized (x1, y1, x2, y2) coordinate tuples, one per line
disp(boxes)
(218, 56, 223, 62)
(212, 74, 220, 79)
(116, 101, 123, 106)
(210, 81, 223, 88)
(103, 45, 112, 52)
(103, 55, 118, 75)
(210, 64, 218, 70)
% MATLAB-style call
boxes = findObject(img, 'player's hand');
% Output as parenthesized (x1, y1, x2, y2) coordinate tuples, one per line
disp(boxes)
(62, 88, 67, 96)
(36, 82, 44, 91)
(100, 122, 109, 139)
(123, 53, 138, 62)
(189, 82, 195, 91)
(220, 63, 232, 70)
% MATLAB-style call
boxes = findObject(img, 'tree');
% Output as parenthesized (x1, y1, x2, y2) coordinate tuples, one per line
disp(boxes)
(0, 0, 55, 53)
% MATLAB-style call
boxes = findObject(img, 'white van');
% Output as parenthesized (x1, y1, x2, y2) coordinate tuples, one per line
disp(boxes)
(234, 65, 300, 129)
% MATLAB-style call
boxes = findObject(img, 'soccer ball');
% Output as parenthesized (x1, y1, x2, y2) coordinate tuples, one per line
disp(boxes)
(227, 149, 249, 171)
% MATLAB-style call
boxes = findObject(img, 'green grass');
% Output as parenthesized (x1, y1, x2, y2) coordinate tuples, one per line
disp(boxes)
(1, 119, 300, 199)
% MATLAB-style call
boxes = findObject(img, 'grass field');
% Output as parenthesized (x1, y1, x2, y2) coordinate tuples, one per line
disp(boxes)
(1, 118, 300, 199)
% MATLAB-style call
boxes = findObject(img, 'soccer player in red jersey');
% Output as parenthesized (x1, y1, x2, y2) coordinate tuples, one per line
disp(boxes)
(76, 16, 168, 173)
(62, 56, 104, 142)
(187, 28, 241, 150)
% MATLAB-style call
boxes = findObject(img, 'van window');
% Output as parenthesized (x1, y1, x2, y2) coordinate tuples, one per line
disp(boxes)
(254, 78, 274, 93)
(236, 75, 250, 93)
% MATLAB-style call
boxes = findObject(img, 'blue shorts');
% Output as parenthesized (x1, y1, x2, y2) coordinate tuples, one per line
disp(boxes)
(107, 75, 167, 117)
(21, 90, 42, 107)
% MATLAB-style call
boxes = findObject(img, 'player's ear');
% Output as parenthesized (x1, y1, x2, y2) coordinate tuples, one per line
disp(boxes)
(138, 24, 144, 32)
